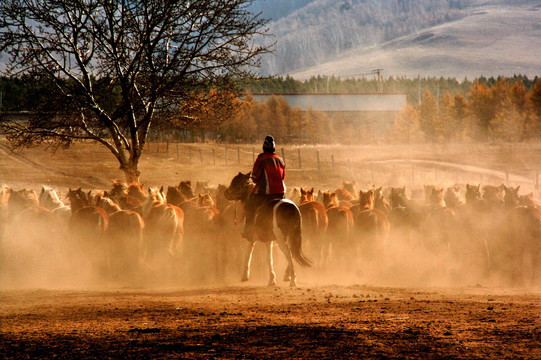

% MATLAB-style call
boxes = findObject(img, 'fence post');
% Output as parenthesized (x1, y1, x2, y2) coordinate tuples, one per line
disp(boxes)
(316, 151, 320, 171)
(252, 147, 255, 163)
(298, 148, 302, 169)
(331, 154, 335, 173)
(225, 147, 228, 165)
(200, 148, 203, 164)
(281, 148, 286, 164)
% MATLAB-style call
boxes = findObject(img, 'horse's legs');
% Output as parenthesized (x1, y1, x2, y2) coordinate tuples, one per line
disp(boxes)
(276, 236, 296, 287)
(242, 241, 256, 282)
(265, 241, 276, 286)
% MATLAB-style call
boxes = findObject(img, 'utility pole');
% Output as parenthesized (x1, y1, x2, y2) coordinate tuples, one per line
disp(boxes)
(373, 68, 384, 93)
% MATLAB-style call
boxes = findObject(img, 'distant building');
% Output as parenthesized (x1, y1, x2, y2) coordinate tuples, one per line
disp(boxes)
(252, 93, 407, 140)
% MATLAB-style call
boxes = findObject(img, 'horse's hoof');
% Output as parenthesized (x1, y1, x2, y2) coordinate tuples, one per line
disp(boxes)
(241, 275, 249, 282)
(283, 275, 291, 282)
(268, 280, 276, 286)
(289, 279, 297, 287)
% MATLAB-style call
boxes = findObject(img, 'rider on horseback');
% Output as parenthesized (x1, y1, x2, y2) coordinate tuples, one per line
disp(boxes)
(242, 135, 286, 241)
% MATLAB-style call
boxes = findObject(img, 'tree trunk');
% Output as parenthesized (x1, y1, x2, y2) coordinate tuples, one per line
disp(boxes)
(123, 166, 140, 184)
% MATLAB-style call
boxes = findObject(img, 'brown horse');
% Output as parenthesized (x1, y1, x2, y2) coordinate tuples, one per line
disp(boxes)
(322, 191, 354, 265)
(353, 189, 390, 260)
(105, 209, 145, 283)
(67, 188, 109, 277)
(224, 172, 310, 287)
(423, 187, 457, 256)
(298, 188, 329, 267)
(492, 203, 540, 285)
(142, 187, 184, 282)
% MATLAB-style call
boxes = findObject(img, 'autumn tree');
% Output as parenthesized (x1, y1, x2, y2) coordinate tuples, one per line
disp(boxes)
(391, 103, 422, 143)
(0, 0, 269, 182)
(418, 89, 441, 142)
(467, 81, 496, 140)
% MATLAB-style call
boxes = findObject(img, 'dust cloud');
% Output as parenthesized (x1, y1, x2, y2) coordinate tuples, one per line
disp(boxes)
(0, 143, 539, 290)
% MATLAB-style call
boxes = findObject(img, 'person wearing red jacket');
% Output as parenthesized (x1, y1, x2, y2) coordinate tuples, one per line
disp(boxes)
(242, 135, 286, 241)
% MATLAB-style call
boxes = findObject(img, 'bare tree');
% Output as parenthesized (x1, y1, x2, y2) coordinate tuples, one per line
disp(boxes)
(0, 0, 269, 182)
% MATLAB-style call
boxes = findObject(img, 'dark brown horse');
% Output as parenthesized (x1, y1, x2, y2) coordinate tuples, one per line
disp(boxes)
(492, 203, 540, 285)
(298, 188, 329, 267)
(224, 172, 310, 287)
(322, 191, 354, 265)
(67, 188, 109, 276)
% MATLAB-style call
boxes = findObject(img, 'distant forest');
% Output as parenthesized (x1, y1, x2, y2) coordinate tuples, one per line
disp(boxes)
(1, 75, 541, 144)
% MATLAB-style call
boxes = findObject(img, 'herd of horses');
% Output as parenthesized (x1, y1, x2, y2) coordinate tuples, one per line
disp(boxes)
(0, 173, 539, 288)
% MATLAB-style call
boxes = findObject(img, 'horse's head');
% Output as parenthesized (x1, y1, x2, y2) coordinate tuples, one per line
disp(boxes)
(224, 172, 253, 201)
(342, 180, 355, 195)
(465, 184, 481, 203)
(39, 186, 64, 209)
(444, 185, 463, 208)
(299, 188, 314, 204)
(359, 189, 375, 210)
(429, 187, 445, 207)
(503, 185, 520, 208)
(390, 186, 407, 208)
(179, 181, 194, 199)
(8, 188, 39, 214)
(198, 193, 215, 207)
(67, 187, 91, 212)
(322, 191, 339, 209)
(166, 186, 185, 206)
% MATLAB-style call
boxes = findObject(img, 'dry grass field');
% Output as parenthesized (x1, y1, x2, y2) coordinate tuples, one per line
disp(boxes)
(0, 138, 540, 359)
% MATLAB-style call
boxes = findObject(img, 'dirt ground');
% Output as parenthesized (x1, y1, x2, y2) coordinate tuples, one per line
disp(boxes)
(1, 285, 539, 359)
(1, 140, 540, 358)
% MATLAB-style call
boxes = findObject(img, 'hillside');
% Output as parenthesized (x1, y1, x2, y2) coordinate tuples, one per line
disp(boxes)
(255, 0, 541, 79)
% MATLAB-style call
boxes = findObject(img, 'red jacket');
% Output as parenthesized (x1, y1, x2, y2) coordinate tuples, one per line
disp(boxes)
(251, 152, 285, 194)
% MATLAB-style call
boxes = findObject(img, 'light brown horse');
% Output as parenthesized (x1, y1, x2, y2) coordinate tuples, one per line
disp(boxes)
(224, 172, 310, 287)
(353, 189, 390, 260)
(142, 187, 184, 282)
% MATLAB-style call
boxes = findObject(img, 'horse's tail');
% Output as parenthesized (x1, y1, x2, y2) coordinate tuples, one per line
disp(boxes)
(289, 225, 311, 267)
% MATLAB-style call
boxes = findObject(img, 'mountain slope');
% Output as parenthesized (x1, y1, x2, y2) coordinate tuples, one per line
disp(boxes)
(256, 0, 541, 79)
